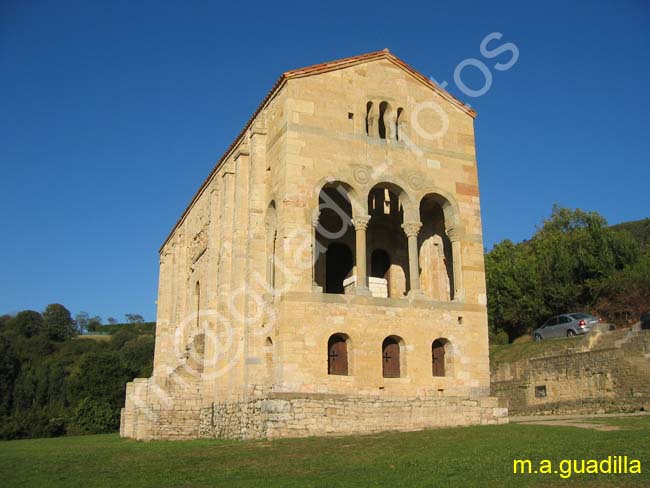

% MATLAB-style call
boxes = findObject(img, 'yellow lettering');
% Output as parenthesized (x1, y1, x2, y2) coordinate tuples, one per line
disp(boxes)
(539, 460, 552, 474)
(559, 460, 572, 479)
(600, 457, 612, 474)
(513, 459, 532, 474)
(586, 460, 599, 474)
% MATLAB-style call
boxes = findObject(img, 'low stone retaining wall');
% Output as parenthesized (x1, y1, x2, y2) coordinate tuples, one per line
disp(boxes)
(198, 393, 507, 440)
(491, 329, 650, 416)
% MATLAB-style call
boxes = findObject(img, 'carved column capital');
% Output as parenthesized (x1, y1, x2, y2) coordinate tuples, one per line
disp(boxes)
(352, 214, 371, 231)
(402, 221, 422, 238)
(446, 226, 464, 242)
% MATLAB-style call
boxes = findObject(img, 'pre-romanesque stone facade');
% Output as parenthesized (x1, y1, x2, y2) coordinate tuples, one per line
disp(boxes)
(120, 50, 506, 440)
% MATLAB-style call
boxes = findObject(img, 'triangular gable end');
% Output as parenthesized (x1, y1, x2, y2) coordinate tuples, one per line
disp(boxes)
(159, 50, 474, 252)
(283, 49, 476, 119)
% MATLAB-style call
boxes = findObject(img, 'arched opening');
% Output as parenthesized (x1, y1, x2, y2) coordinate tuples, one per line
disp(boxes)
(265, 201, 278, 290)
(327, 333, 349, 376)
(382, 336, 403, 378)
(378, 101, 388, 139)
(432, 338, 449, 377)
(396, 107, 404, 140)
(365, 101, 374, 136)
(419, 194, 454, 301)
(315, 183, 356, 293)
(367, 184, 409, 297)
(325, 243, 354, 293)
(371, 249, 391, 297)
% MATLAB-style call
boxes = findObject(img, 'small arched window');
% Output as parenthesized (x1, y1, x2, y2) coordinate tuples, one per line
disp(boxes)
(265, 201, 277, 289)
(396, 107, 404, 140)
(365, 101, 374, 136)
(432, 339, 448, 377)
(382, 336, 402, 378)
(328, 334, 349, 375)
(378, 101, 389, 139)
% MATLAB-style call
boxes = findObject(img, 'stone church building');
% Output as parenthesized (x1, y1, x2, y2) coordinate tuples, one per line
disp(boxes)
(120, 50, 507, 440)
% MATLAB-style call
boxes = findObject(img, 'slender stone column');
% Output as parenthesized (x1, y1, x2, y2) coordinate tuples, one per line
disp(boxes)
(402, 221, 425, 299)
(447, 227, 464, 301)
(352, 214, 371, 295)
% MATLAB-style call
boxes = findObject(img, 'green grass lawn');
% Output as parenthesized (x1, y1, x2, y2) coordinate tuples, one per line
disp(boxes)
(1, 417, 649, 487)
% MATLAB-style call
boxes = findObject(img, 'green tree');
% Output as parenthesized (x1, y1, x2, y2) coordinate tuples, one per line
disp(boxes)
(8, 310, 44, 338)
(43, 304, 76, 341)
(74, 312, 90, 333)
(0, 336, 19, 416)
(486, 239, 546, 340)
(124, 313, 144, 324)
(86, 316, 102, 332)
(0, 314, 11, 331)
(72, 352, 132, 410)
(121, 335, 155, 377)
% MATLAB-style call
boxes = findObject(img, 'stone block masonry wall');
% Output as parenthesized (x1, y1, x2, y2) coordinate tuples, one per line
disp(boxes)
(491, 329, 650, 416)
(198, 393, 507, 440)
(121, 373, 204, 441)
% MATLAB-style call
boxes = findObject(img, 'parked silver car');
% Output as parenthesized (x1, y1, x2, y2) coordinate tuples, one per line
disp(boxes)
(532, 313, 600, 341)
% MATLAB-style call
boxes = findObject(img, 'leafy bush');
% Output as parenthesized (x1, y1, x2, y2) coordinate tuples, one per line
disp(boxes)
(593, 255, 650, 325)
(71, 397, 120, 434)
(0, 408, 67, 440)
(110, 328, 140, 350)
(57, 338, 103, 356)
(488, 330, 510, 345)
(72, 352, 133, 408)
(121, 335, 155, 377)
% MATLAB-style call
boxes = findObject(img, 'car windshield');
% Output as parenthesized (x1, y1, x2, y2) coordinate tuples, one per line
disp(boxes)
(570, 313, 591, 319)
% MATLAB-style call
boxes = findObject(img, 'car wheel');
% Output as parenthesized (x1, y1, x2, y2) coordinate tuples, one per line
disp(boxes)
(534, 334, 542, 342)
(567, 330, 576, 337)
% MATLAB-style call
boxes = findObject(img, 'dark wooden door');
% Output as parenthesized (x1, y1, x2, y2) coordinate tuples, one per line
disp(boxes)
(382, 338, 400, 378)
(432, 340, 445, 376)
(328, 336, 348, 375)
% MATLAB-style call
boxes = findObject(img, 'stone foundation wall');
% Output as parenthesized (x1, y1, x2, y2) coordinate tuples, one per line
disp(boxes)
(491, 329, 650, 416)
(120, 376, 203, 441)
(198, 393, 507, 440)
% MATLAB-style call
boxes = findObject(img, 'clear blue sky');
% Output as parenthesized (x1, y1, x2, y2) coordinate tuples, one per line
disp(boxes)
(1, 0, 648, 321)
